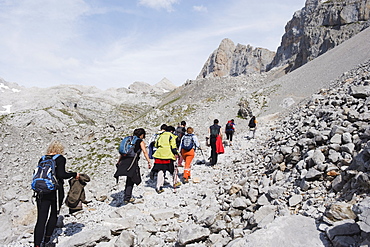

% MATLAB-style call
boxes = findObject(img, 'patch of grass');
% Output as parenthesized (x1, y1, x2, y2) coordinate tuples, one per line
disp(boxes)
(0, 114, 7, 123)
(58, 109, 73, 116)
(160, 96, 181, 109)
(204, 97, 215, 103)
(113, 137, 122, 143)
(71, 151, 114, 174)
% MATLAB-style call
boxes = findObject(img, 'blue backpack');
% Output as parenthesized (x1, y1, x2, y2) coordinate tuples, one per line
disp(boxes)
(181, 134, 194, 151)
(119, 136, 139, 157)
(31, 154, 60, 194)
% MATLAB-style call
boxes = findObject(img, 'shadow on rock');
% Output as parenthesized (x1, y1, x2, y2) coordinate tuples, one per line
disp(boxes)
(63, 222, 85, 237)
(109, 190, 125, 207)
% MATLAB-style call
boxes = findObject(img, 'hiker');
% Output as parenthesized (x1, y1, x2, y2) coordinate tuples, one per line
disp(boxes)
(33, 141, 80, 247)
(248, 116, 257, 139)
(148, 124, 167, 180)
(114, 128, 151, 205)
(180, 127, 200, 183)
(148, 124, 167, 159)
(209, 119, 223, 166)
(225, 119, 236, 146)
(175, 121, 186, 167)
(152, 125, 181, 193)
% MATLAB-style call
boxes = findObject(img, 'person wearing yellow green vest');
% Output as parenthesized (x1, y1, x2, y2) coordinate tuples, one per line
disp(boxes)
(152, 126, 181, 193)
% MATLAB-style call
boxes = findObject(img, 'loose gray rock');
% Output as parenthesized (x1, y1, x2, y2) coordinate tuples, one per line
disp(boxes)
(58, 227, 111, 247)
(289, 194, 303, 207)
(233, 215, 324, 247)
(325, 219, 361, 241)
(305, 168, 322, 181)
(325, 202, 357, 221)
(114, 230, 135, 247)
(150, 209, 175, 221)
(178, 225, 210, 246)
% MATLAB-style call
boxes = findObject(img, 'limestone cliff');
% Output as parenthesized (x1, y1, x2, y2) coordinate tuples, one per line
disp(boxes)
(197, 38, 275, 79)
(268, 0, 370, 72)
(198, 0, 370, 79)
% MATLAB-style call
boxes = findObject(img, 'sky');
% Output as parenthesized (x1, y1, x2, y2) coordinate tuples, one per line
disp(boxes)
(0, 0, 306, 90)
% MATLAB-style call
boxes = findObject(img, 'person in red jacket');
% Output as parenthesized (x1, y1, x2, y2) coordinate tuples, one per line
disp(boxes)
(209, 119, 223, 166)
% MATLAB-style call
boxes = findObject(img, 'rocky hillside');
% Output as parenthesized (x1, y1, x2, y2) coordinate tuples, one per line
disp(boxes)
(268, 0, 370, 72)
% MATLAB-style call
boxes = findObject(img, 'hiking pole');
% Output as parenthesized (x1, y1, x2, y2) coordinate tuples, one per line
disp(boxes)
(199, 149, 206, 164)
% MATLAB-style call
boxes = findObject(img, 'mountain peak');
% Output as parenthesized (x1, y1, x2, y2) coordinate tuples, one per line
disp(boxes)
(197, 40, 275, 79)
(128, 78, 177, 94)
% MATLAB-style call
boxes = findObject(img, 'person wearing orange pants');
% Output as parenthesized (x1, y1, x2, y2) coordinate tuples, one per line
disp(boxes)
(179, 127, 200, 183)
(181, 148, 195, 181)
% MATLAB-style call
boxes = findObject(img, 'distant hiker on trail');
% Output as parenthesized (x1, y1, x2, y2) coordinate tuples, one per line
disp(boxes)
(152, 125, 181, 193)
(180, 127, 200, 183)
(175, 121, 186, 167)
(209, 119, 223, 166)
(114, 128, 151, 205)
(33, 141, 80, 247)
(225, 119, 236, 146)
(248, 116, 257, 139)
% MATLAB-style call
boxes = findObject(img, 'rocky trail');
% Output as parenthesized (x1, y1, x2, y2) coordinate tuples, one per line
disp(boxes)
(51, 125, 264, 247)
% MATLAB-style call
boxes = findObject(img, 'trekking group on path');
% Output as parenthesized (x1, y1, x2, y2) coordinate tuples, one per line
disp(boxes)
(31, 117, 257, 247)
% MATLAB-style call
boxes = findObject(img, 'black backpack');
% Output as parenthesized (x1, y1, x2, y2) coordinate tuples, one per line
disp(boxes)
(175, 126, 186, 146)
(248, 118, 256, 128)
(210, 125, 220, 137)
(226, 122, 233, 131)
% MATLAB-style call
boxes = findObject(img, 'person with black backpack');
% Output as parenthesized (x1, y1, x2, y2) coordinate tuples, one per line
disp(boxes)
(180, 127, 200, 183)
(33, 141, 80, 247)
(248, 116, 257, 139)
(209, 119, 223, 166)
(225, 119, 236, 146)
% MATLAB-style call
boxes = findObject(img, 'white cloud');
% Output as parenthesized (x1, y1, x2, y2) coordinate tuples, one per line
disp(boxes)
(138, 0, 180, 12)
(193, 5, 208, 13)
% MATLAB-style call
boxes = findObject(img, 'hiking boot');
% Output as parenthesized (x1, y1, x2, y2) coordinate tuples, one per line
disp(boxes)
(183, 178, 189, 184)
(174, 182, 182, 187)
(156, 187, 164, 194)
(123, 198, 135, 205)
